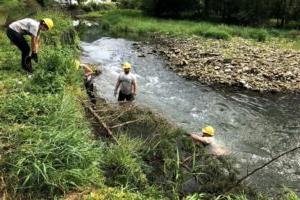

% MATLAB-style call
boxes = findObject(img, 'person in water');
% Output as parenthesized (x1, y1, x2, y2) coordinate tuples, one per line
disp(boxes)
(6, 18, 54, 72)
(79, 62, 101, 104)
(114, 62, 137, 102)
(190, 126, 229, 156)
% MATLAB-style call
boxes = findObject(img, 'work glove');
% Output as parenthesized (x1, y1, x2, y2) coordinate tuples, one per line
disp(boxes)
(31, 52, 38, 63)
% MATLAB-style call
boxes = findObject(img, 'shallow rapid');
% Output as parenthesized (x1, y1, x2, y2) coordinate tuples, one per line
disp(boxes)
(80, 36, 300, 194)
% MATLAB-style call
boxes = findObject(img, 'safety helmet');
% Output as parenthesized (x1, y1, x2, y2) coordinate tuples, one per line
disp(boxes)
(202, 126, 215, 136)
(42, 18, 54, 30)
(122, 62, 132, 69)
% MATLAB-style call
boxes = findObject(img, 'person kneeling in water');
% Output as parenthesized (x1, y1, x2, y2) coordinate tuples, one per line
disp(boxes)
(79, 63, 101, 104)
(190, 126, 229, 156)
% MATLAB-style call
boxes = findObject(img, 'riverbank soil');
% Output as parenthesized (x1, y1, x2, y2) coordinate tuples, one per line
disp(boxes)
(144, 35, 300, 93)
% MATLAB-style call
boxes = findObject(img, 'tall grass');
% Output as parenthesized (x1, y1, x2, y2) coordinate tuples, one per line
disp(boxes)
(0, 8, 104, 199)
(81, 9, 300, 43)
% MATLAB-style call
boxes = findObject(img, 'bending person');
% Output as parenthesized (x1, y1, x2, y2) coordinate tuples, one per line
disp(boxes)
(6, 18, 54, 72)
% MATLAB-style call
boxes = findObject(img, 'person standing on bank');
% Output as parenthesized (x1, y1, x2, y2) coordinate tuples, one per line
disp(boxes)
(114, 62, 137, 102)
(6, 18, 54, 73)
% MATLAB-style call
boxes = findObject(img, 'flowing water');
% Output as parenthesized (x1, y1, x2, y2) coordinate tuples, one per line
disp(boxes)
(79, 27, 300, 195)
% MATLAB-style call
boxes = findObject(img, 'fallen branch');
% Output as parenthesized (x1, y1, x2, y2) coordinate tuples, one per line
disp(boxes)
(110, 105, 137, 122)
(110, 118, 144, 129)
(226, 146, 300, 192)
(85, 105, 119, 144)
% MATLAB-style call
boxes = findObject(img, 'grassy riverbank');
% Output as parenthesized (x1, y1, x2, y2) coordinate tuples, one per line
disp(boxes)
(0, 2, 299, 199)
(0, 4, 246, 200)
(79, 9, 300, 48)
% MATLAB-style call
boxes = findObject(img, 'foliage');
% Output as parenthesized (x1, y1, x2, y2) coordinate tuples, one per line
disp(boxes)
(202, 28, 231, 40)
(27, 47, 81, 94)
(0, 7, 103, 199)
(0, 92, 103, 197)
(84, 9, 300, 44)
(83, 187, 162, 200)
(141, 0, 300, 27)
(113, 0, 143, 9)
(81, 2, 117, 12)
(100, 135, 148, 189)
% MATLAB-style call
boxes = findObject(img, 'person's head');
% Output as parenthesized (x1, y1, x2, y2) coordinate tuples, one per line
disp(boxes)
(122, 62, 131, 74)
(40, 18, 54, 31)
(202, 126, 215, 137)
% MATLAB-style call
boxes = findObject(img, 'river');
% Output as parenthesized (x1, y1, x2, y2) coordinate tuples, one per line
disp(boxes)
(78, 26, 300, 195)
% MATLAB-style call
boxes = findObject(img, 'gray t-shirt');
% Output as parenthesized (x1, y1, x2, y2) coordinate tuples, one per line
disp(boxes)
(118, 72, 136, 95)
(9, 18, 40, 37)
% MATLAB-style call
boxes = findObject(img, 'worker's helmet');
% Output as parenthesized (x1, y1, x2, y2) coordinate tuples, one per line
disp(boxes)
(122, 62, 132, 69)
(202, 126, 215, 136)
(42, 18, 54, 30)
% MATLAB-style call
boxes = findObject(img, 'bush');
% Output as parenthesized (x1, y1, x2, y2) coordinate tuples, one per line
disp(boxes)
(0, 92, 60, 125)
(249, 29, 268, 42)
(101, 135, 148, 189)
(202, 28, 231, 40)
(27, 47, 81, 94)
(81, 2, 117, 12)
(115, 0, 143, 9)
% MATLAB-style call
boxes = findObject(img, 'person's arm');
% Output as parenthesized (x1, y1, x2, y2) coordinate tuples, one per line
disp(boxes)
(132, 78, 137, 95)
(31, 36, 39, 53)
(190, 133, 212, 145)
(114, 78, 121, 97)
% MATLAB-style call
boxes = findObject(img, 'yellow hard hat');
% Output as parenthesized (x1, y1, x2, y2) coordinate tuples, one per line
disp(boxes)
(43, 18, 54, 30)
(202, 126, 215, 136)
(122, 62, 131, 69)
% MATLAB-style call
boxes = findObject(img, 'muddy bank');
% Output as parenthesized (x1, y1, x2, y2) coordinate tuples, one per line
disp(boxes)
(140, 35, 300, 92)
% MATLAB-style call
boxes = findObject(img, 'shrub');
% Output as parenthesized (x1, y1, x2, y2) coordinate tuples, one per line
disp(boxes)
(249, 29, 268, 42)
(81, 2, 117, 12)
(0, 92, 60, 125)
(202, 28, 231, 40)
(27, 47, 81, 94)
(100, 135, 148, 189)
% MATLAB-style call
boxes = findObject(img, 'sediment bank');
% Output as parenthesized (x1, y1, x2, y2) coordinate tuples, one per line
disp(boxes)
(142, 35, 300, 93)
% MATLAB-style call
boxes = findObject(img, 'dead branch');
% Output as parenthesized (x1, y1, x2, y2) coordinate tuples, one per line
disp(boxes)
(85, 105, 119, 144)
(110, 105, 137, 122)
(110, 118, 144, 129)
(226, 146, 300, 192)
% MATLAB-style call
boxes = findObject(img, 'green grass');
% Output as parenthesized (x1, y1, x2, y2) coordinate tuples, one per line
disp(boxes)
(80, 9, 300, 43)
(0, 7, 104, 199)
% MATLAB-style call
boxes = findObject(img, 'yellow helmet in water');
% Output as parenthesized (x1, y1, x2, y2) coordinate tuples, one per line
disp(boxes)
(43, 18, 54, 30)
(202, 126, 215, 136)
(122, 62, 132, 69)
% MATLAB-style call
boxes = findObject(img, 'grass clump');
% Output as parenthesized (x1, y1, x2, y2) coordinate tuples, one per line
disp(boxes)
(101, 135, 147, 189)
(202, 28, 231, 40)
